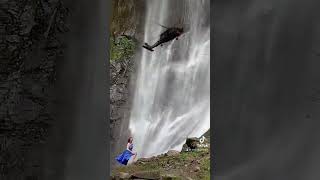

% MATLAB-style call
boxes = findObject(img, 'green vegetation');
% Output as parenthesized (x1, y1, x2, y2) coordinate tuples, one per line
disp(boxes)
(110, 36, 136, 62)
(109, 0, 137, 62)
(112, 147, 210, 180)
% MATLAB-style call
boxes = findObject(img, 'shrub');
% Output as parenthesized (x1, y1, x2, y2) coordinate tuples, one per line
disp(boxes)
(110, 36, 136, 62)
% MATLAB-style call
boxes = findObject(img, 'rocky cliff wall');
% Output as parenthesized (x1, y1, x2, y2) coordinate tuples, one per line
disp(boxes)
(1, 0, 68, 178)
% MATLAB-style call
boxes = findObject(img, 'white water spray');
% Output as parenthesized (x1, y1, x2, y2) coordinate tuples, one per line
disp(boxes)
(129, 0, 210, 158)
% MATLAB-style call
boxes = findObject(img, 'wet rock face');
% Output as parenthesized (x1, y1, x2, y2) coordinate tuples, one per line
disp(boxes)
(110, 55, 136, 162)
(0, 0, 68, 178)
(110, 0, 146, 41)
(109, 0, 145, 169)
(186, 137, 200, 150)
(165, 150, 180, 157)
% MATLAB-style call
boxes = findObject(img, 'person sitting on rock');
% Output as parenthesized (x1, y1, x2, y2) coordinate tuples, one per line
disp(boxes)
(116, 137, 137, 165)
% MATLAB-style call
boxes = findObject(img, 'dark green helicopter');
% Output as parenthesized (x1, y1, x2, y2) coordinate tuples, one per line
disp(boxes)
(142, 23, 187, 52)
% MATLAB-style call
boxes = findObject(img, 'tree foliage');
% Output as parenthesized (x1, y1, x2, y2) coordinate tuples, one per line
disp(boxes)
(110, 36, 136, 62)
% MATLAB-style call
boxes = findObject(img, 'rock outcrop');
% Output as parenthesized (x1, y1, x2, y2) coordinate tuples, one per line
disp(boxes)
(182, 131, 210, 152)
(165, 150, 180, 157)
(110, 51, 136, 155)
(109, 0, 146, 168)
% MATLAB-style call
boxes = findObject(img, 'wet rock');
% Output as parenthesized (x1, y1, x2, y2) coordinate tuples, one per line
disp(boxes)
(185, 137, 200, 150)
(110, 84, 124, 102)
(117, 77, 127, 84)
(111, 60, 123, 73)
(181, 143, 190, 152)
(165, 150, 180, 157)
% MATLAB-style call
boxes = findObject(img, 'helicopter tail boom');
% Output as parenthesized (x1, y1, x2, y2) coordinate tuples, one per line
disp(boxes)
(142, 43, 154, 52)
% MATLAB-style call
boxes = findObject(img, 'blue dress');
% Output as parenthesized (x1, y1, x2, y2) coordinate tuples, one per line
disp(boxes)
(116, 143, 134, 165)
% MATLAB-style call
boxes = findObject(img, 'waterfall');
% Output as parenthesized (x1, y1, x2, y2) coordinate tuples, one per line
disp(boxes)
(128, 0, 210, 158)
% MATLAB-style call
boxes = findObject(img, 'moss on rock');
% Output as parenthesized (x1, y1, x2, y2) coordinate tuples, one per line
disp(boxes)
(112, 147, 210, 180)
(110, 36, 136, 62)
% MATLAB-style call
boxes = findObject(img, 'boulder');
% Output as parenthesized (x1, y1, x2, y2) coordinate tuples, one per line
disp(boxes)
(185, 137, 200, 150)
(165, 150, 180, 156)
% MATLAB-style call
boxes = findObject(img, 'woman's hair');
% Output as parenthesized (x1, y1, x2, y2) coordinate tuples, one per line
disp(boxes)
(128, 137, 133, 143)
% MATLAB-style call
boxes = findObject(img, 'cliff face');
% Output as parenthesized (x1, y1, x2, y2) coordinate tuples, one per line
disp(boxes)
(109, 0, 146, 167)
(110, 41, 136, 160)
(1, 0, 68, 178)
(110, 0, 146, 40)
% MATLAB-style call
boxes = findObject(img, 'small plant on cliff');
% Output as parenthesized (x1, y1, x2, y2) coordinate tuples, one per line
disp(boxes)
(110, 36, 136, 62)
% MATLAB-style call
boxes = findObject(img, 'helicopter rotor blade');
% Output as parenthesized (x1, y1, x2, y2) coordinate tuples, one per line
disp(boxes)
(154, 22, 169, 29)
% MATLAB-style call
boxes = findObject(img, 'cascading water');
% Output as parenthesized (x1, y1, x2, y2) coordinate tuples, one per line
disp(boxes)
(129, 0, 210, 158)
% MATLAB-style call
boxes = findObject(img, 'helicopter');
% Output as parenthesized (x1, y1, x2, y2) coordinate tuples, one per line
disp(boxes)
(142, 23, 186, 52)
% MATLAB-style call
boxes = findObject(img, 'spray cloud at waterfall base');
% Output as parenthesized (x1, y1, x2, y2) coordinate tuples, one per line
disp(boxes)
(109, 0, 210, 175)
